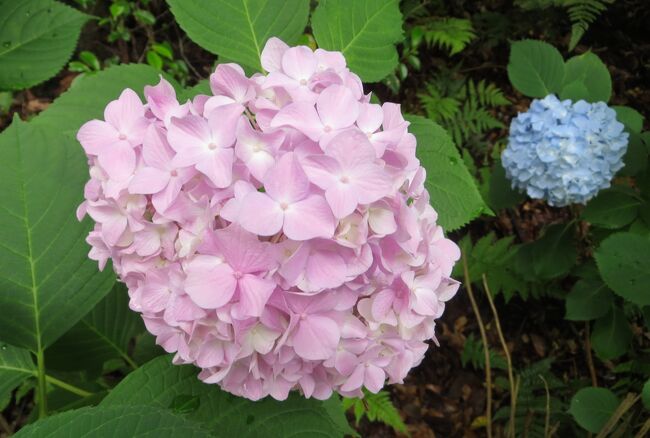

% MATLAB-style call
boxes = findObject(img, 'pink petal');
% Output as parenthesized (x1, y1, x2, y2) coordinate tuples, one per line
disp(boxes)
(371, 289, 395, 321)
(212, 224, 272, 273)
(185, 260, 237, 309)
(368, 206, 397, 235)
(326, 130, 376, 169)
(128, 167, 170, 194)
(351, 165, 392, 204)
(283, 195, 336, 240)
(364, 364, 386, 393)
(142, 124, 174, 170)
(210, 63, 254, 103)
(270, 102, 323, 141)
(304, 249, 347, 291)
(261, 37, 289, 73)
(340, 365, 364, 392)
(77, 120, 119, 155)
(104, 88, 145, 135)
(152, 175, 184, 212)
(206, 104, 243, 148)
(235, 274, 276, 318)
(237, 191, 284, 236)
(144, 76, 179, 121)
(316, 85, 359, 130)
(325, 183, 358, 219)
(293, 315, 340, 360)
(263, 152, 310, 203)
(97, 140, 136, 181)
(195, 147, 233, 188)
(281, 46, 317, 81)
(168, 115, 210, 153)
(356, 103, 383, 133)
(301, 154, 340, 190)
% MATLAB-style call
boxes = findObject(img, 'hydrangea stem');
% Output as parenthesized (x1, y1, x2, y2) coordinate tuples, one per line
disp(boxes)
(45, 375, 93, 398)
(35, 348, 47, 418)
(462, 254, 492, 438)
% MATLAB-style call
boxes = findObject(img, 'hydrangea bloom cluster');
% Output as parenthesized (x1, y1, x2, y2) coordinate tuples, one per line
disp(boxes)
(502, 94, 629, 206)
(77, 37, 460, 401)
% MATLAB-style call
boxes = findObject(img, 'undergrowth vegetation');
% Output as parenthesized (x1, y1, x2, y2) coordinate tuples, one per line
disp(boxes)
(0, 0, 648, 437)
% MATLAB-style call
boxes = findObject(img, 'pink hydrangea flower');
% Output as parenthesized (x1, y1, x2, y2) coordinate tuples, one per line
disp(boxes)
(77, 37, 461, 401)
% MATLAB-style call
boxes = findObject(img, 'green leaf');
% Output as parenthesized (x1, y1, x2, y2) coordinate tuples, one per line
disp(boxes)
(559, 80, 590, 102)
(0, 344, 36, 406)
(488, 159, 525, 210)
(561, 52, 611, 103)
(642, 379, 650, 410)
(46, 283, 142, 373)
(167, 0, 310, 72)
(0, 0, 88, 90)
(31, 64, 168, 135)
(591, 307, 632, 360)
(312, 0, 404, 82)
(147, 50, 163, 70)
(569, 387, 619, 433)
(582, 189, 640, 229)
(179, 79, 210, 102)
(514, 224, 576, 280)
(595, 232, 650, 306)
(406, 115, 487, 230)
(565, 279, 614, 321)
(621, 133, 648, 176)
(613, 105, 644, 134)
(101, 355, 348, 437)
(14, 405, 211, 437)
(0, 119, 114, 352)
(78, 50, 100, 71)
(507, 40, 565, 98)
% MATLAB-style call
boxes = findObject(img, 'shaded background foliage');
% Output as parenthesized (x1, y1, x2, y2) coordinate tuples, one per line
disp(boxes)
(0, 0, 649, 437)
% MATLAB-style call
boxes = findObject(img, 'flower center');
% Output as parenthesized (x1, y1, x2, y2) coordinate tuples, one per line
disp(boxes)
(118, 133, 127, 140)
(299, 78, 307, 86)
(233, 271, 243, 279)
(323, 125, 332, 132)
(339, 175, 350, 184)
(208, 142, 217, 150)
(170, 170, 178, 177)
(279, 202, 289, 211)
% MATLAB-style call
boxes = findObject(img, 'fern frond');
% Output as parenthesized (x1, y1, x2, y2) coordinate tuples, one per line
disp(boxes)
(343, 391, 408, 434)
(418, 83, 461, 122)
(424, 18, 476, 55)
(565, 0, 614, 49)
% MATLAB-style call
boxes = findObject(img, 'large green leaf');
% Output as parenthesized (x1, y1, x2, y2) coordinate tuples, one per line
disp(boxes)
(565, 278, 614, 321)
(488, 159, 525, 210)
(590, 307, 632, 360)
(312, 0, 404, 82)
(167, 0, 310, 72)
(32, 64, 166, 136)
(514, 223, 577, 280)
(407, 115, 487, 230)
(582, 188, 640, 229)
(101, 355, 349, 437)
(569, 387, 619, 433)
(0, 119, 114, 352)
(0, 344, 36, 405)
(507, 40, 565, 98)
(560, 52, 612, 103)
(595, 232, 650, 306)
(0, 0, 88, 90)
(46, 283, 142, 373)
(14, 405, 211, 437)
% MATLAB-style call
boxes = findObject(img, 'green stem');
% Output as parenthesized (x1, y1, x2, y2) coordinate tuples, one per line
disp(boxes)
(45, 375, 93, 398)
(35, 349, 47, 418)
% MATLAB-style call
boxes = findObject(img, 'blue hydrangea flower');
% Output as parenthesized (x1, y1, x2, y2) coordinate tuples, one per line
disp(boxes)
(502, 94, 629, 207)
